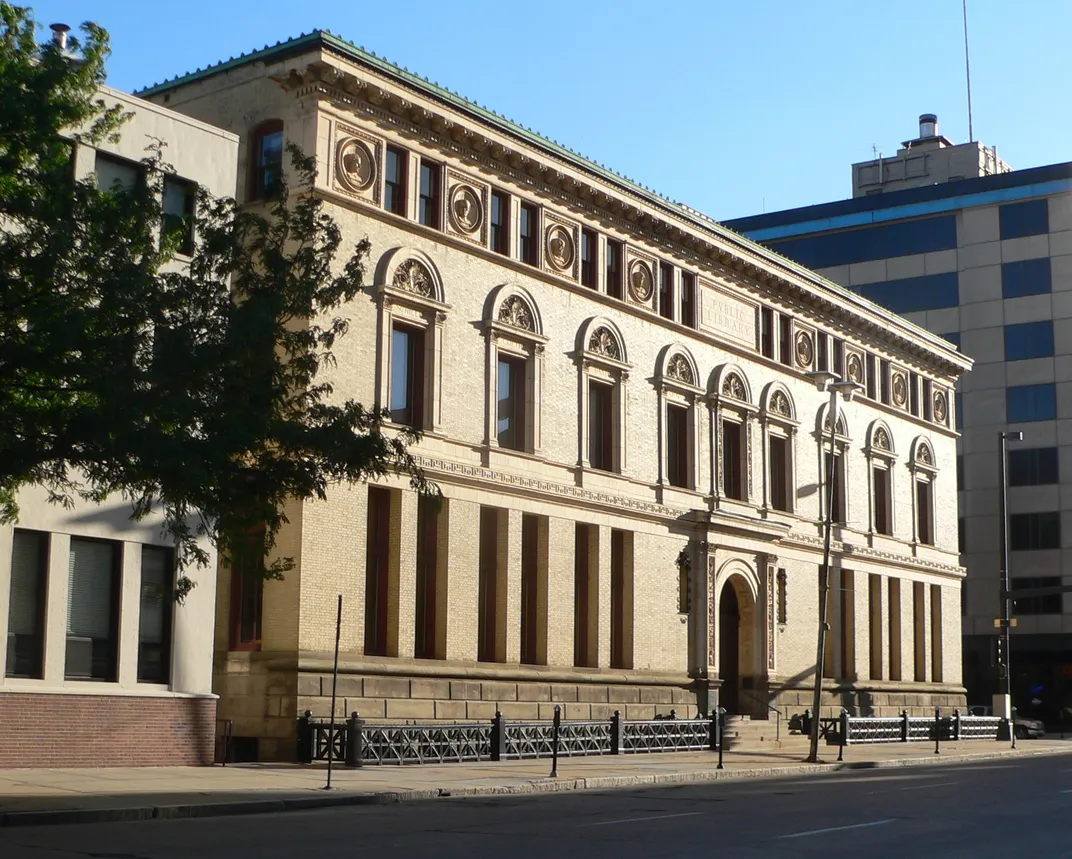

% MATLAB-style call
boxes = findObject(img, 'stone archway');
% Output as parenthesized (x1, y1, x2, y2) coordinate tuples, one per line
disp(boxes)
(718, 575, 757, 715)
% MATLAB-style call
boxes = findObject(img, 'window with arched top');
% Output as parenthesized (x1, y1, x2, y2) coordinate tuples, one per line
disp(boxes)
(483, 285, 546, 456)
(866, 421, 897, 536)
(248, 119, 284, 202)
(816, 403, 852, 524)
(710, 366, 756, 504)
(910, 438, 938, 546)
(376, 248, 449, 433)
(578, 319, 630, 475)
(760, 384, 798, 513)
(655, 345, 702, 493)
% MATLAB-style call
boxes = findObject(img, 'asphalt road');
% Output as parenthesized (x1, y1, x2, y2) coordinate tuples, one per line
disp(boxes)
(4, 754, 1072, 858)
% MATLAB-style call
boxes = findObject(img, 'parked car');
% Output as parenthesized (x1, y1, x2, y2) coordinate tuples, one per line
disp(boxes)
(967, 705, 1046, 739)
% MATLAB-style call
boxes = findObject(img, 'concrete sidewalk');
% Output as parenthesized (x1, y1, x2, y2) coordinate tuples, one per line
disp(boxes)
(2, 737, 1070, 827)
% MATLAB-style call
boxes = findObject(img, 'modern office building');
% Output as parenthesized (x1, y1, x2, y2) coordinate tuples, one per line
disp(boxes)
(727, 115, 1072, 722)
(0, 79, 238, 767)
(140, 36, 969, 760)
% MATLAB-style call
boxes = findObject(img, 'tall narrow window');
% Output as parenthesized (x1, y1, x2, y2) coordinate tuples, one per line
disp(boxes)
(490, 191, 510, 255)
(588, 381, 614, 471)
(414, 495, 440, 660)
(913, 581, 926, 682)
(880, 359, 891, 404)
(497, 356, 527, 451)
(5, 530, 48, 679)
(865, 354, 877, 400)
(761, 308, 774, 358)
(249, 120, 283, 200)
(839, 570, 855, 680)
(930, 585, 943, 682)
(723, 420, 744, 500)
(833, 338, 845, 377)
(478, 507, 504, 663)
(888, 578, 902, 681)
(364, 487, 392, 657)
(666, 404, 689, 488)
(817, 333, 829, 372)
(384, 146, 407, 216)
(581, 229, 597, 287)
(390, 324, 425, 427)
(909, 372, 920, 417)
(916, 479, 933, 545)
(418, 161, 440, 228)
(606, 239, 623, 299)
(769, 435, 789, 512)
(138, 547, 173, 684)
(519, 203, 538, 266)
(825, 452, 845, 523)
(868, 574, 883, 680)
(778, 315, 792, 366)
(610, 530, 633, 670)
(873, 466, 892, 535)
(65, 539, 120, 681)
(659, 262, 674, 319)
(574, 523, 597, 668)
(680, 272, 696, 328)
(520, 514, 542, 665)
(229, 530, 264, 651)
(162, 177, 196, 255)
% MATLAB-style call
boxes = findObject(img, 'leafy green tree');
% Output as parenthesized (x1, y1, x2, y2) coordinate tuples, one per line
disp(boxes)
(0, 4, 436, 599)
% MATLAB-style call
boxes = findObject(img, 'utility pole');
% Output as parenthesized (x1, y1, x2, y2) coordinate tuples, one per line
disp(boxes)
(995, 431, 1021, 741)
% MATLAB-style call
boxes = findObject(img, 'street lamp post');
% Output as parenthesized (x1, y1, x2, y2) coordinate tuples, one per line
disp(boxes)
(996, 430, 1022, 743)
(806, 372, 862, 764)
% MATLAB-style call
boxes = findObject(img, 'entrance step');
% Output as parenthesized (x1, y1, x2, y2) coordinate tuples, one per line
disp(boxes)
(721, 716, 797, 750)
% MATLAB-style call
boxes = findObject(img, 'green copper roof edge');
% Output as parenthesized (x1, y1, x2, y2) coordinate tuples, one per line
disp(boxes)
(135, 30, 966, 370)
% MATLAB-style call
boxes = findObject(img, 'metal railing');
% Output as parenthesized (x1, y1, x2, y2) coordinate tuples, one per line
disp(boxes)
(362, 721, 493, 765)
(738, 688, 783, 742)
(620, 717, 709, 753)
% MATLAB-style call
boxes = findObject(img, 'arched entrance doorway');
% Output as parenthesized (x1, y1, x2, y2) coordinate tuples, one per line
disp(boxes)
(718, 576, 757, 715)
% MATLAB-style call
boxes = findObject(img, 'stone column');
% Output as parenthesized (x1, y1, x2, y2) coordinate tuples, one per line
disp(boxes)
(445, 497, 480, 663)
(504, 509, 524, 664)
(545, 516, 575, 667)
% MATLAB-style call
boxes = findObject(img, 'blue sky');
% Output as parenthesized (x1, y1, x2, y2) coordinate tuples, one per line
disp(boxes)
(27, 0, 1072, 220)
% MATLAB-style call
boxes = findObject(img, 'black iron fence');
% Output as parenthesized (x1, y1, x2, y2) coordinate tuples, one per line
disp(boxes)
(298, 707, 724, 767)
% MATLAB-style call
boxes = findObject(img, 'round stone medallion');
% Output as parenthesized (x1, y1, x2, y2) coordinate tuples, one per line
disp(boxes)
(795, 332, 813, 368)
(335, 138, 375, 192)
(546, 225, 574, 271)
(449, 184, 483, 233)
(892, 373, 908, 406)
(628, 260, 654, 302)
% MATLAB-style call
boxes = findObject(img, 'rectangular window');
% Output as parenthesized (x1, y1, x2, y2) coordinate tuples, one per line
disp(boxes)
(581, 229, 597, 288)
(825, 452, 845, 523)
(817, 333, 829, 372)
(833, 338, 845, 377)
(680, 272, 696, 328)
(723, 420, 744, 500)
(909, 372, 920, 417)
(1008, 447, 1059, 486)
(1007, 383, 1056, 423)
(888, 578, 902, 681)
(913, 582, 926, 682)
(1005, 320, 1055, 361)
(137, 547, 173, 684)
(610, 530, 633, 670)
(478, 507, 503, 663)
(856, 272, 960, 314)
(865, 354, 876, 400)
(1010, 576, 1063, 615)
(778, 315, 792, 366)
(5, 530, 48, 679)
(390, 324, 425, 427)
(873, 466, 891, 535)
(767, 214, 957, 269)
(65, 538, 120, 681)
(414, 495, 440, 660)
(519, 203, 538, 266)
(162, 177, 196, 255)
(1009, 511, 1061, 550)
(1002, 257, 1051, 298)
(868, 574, 882, 681)
(384, 146, 407, 216)
(840, 570, 855, 680)
(930, 585, 943, 683)
(959, 516, 967, 554)
(229, 531, 264, 650)
(666, 404, 690, 489)
(251, 125, 284, 200)
(364, 487, 392, 657)
(769, 435, 790, 512)
(760, 308, 774, 358)
(923, 378, 933, 421)
(574, 523, 596, 668)
(916, 480, 933, 545)
(497, 356, 527, 451)
(490, 191, 510, 255)
(520, 514, 543, 666)
(659, 262, 674, 319)
(606, 239, 623, 299)
(880, 359, 891, 405)
(418, 161, 440, 228)
(588, 381, 614, 471)
(96, 151, 143, 193)
(1000, 199, 1049, 240)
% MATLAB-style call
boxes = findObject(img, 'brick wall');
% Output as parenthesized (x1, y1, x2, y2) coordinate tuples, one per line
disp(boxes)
(0, 693, 216, 768)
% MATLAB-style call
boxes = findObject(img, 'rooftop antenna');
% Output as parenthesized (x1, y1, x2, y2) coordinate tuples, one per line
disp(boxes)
(962, 0, 974, 142)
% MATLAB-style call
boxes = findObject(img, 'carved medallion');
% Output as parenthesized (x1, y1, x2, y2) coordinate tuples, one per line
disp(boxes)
(448, 184, 482, 233)
(770, 390, 790, 417)
(335, 138, 375, 193)
(666, 354, 694, 385)
(933, 391, 948, 424)
(497, 296, 533, 331)
(628, 260, 654, 303)
(916, 444, 933, 466)
(392, 259, 433, 297)
(546, 225, 574, 271)
(795, 331, 813, 369)
(873, 427, 891, 451)
(588, 326, 620, 360)
(847, 353, 864, 385)
(891, 373, 908, 407)
(722, 373, 746, 401)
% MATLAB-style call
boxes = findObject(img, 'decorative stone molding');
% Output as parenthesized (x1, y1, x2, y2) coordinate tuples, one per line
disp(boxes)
(545, 221, 576, 275)
(873, 427, 891, 451)
(846, 351, 864, 386)
(588, 326, 621, 360)
(933, 389, 948, 425)
(628, 259, 654, 303)
(916, 442, 933, 466)
(795, 330, 814, 369)
(498, 295, 534, 331)
(667, 353, 694, 386)
(891, 371, 908, 408)
(392, 258, 434, 297)
(448, 183, 482, 234)
(335, 136, 375, 192)
(722, 373, 746, 401)
(769, 391, 790, 417)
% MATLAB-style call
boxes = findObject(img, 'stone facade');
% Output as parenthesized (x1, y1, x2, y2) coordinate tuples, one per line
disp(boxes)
(142, 32, 971, 761)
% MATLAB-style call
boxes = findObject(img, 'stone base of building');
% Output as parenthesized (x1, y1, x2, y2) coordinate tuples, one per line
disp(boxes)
(0, 692, 217, 767)
(769, 680, 968, 719)
(216, 652, 698, 761)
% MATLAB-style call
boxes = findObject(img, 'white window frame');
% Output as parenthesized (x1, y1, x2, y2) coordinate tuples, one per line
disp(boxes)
(578, 318, 631, 477)
(760, 384, 798, 514)
(710, 365, 757, 506)
(656, 345, 702, 494)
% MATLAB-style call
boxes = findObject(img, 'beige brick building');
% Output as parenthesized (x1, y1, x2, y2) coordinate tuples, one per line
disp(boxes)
(141, 32, 971, 760)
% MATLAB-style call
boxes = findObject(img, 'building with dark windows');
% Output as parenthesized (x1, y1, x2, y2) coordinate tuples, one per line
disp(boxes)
(727, 114, 1072, 724)
(0, 85, 238, 767)
(140, 37, 969, 761)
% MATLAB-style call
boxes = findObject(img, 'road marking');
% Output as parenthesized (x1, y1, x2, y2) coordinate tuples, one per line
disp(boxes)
(1060, 789, 1072, 794)
(777, 819, 896, 840)
(581, 812, 703, 828)
(897, 781, 959, 792)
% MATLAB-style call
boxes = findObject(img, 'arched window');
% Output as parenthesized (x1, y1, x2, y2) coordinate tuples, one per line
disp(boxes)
(866, 421, 897, 536)
(710, 365, 756, 504)
(655, 345, 702, 493)
(910, 438, 939, 546)
(760, 384, 798, 513)
(249, 119, 284, 201)
(816, 403, 851, 524)
(578, 319, 630, 475)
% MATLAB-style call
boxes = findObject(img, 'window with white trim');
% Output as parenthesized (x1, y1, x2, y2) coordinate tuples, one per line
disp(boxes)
(761, 385, 797, 513)
(485, 287, 546, 455)
(867, 422, 896, 536)
(712, 368, 755, 504)
(657, 347, 701, 492)
(579, 321, 630, 475)
(910, 438, 938, 546)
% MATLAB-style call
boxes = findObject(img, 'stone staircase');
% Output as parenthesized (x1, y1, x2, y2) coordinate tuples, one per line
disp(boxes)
(721, 715, 809, 752)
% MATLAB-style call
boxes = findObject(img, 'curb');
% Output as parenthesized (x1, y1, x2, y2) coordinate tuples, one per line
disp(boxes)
(2, 745, 1070, 828)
